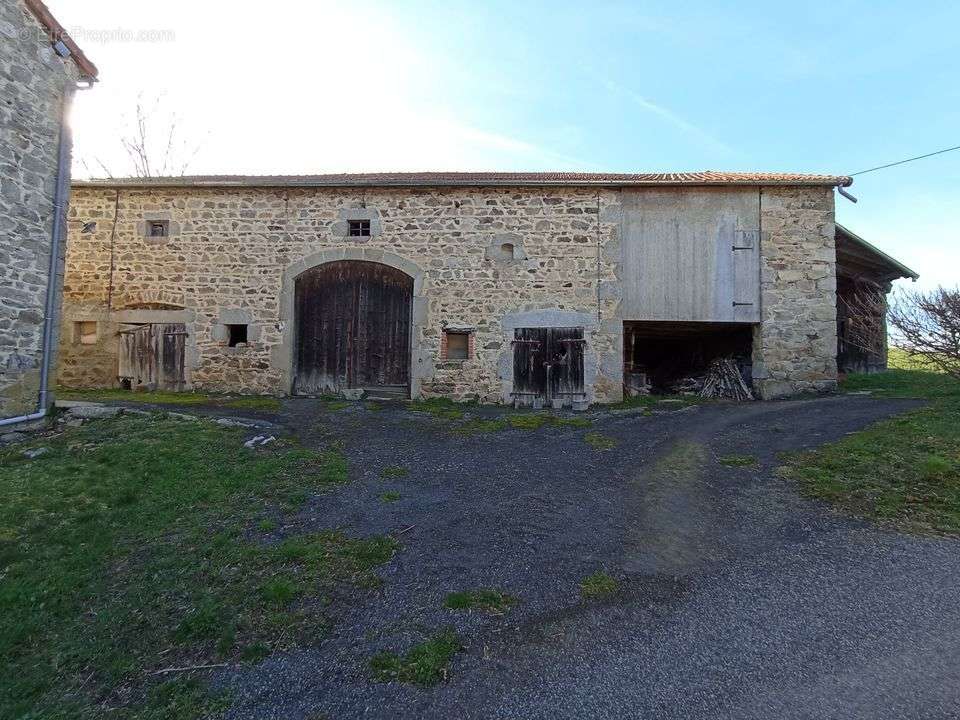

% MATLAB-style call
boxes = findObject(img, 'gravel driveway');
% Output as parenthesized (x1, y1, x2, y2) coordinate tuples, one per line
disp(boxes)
(207, 395, 959, 720)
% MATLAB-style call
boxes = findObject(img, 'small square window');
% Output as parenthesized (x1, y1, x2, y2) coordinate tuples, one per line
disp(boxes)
(348, 219, 371, 237)
(226, 324, 248, 347)
(74, 320, 97, 345)
(444, 331, 470, 360)
(148, 220, 168, 238)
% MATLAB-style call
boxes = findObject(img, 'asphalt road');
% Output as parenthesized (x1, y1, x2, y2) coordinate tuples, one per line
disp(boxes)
(207, 395, 959, 720)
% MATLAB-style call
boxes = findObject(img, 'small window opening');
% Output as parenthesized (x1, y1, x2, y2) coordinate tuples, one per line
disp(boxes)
(444, 331, 470, 360)
(501, 242, 515, 258)
(148, 220, 168, 238)
(74, 320, 97, 345)
(348, 219, 371, 237)
(226, 324, 248, 347)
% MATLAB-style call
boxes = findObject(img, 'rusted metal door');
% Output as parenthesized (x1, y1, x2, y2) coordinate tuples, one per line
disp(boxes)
(294, 260, 413, 395)
(512, 327, 585, 402)
(118, 323, 186, 390)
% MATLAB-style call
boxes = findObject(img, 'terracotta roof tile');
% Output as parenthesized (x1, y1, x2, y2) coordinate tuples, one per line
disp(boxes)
(75, 171, 853, 189)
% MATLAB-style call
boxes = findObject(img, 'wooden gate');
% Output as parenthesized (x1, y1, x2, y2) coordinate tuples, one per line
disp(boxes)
(512, 327, 585, 403)
(294, 260, 413, 395)
(118, 323, 187, 390)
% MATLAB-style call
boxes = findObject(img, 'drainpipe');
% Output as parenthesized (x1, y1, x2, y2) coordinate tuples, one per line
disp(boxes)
(0, 77, 82, 428)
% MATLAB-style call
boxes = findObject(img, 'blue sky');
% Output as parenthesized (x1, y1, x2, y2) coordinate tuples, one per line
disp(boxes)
(53, 0, 959, 290)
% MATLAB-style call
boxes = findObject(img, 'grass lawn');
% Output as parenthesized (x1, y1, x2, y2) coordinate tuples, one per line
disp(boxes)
(782, 370, 960, 534)
(0, 415, 395, 719)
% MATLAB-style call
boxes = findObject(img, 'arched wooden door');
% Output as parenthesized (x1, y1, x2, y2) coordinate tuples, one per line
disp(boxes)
(294, 260, 413, 396)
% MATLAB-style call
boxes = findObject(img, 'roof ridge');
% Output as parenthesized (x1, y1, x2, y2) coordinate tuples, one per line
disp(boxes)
(74, 170, 854, 188)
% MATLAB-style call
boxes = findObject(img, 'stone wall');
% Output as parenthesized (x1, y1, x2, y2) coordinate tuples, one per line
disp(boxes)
(753, 186, 838, 398)
(61, 183, 839, 403)
(0, 0, 78, 418)
(62, 186, 623, 403)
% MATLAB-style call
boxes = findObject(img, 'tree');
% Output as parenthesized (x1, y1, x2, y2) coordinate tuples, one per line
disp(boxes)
(888, 286, 960, 379)
(80, 95, 203, 179)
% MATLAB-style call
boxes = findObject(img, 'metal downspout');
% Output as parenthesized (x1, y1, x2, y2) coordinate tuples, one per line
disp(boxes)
(0, 81, 74, 428)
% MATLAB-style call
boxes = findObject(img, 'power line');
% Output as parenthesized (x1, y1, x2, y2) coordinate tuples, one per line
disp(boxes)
(849, 144, 960, 177)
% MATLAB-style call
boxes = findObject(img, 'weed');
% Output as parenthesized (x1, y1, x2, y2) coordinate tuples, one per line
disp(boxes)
(444, 589, 516, 614)
(260, 577, 299, 605)
(380, 465, 409, 479)
(369, 629, 462, 685)
(580, 571, 619, 598)
(240, 642, 272, 664)
(380, 491, 401, 503)
(258, 518, 278, 533)
(584, 431, 617, 450)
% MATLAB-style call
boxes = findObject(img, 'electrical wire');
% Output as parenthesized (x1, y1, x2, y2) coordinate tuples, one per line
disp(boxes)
(849, 144, 960, 176)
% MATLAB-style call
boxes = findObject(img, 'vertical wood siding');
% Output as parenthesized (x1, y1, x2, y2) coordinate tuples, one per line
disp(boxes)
(620, 188, 761, 322)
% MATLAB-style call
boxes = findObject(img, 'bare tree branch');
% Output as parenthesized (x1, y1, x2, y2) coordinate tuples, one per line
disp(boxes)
(888, 286, 960, 379)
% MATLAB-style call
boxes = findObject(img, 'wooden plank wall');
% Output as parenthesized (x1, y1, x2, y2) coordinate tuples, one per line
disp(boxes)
(620, 188, 761, 322)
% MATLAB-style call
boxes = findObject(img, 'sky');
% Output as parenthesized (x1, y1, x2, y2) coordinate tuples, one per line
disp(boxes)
(49, 0, 959, 291)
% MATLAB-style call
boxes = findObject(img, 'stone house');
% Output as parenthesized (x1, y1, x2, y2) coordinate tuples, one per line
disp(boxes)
(58, 172, 915, 405)
(0, 0, 97, 426)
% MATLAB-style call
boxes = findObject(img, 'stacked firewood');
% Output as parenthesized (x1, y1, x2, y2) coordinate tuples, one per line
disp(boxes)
(699, 357, 753, 401)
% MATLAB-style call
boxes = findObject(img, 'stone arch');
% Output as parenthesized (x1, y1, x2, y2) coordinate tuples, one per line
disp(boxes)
(275, 248, 430, 397)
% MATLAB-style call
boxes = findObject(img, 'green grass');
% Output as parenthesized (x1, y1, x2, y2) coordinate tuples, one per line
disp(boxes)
(379, 491, 402, 503)
(408, 397, 467, 420)
(0, 415, 396, 718)
(454, 413, 592, 434)
(579, 571, 619, 599)
(719, 454, 757, 467)
(323, 400, 351, 411)
(841, 368, 959, 399)
(369, 629, 462, 685)
(584, 431, 617, 450)
(782, 370, 960, 534)
(443, 589, 517, 614)
(380, 465, 409, 479)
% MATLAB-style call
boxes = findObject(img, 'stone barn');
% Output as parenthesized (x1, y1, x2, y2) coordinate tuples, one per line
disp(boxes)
(57, 172, 915, 405)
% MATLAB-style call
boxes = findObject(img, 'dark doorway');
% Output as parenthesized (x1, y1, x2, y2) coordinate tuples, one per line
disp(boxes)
(294, 260, 413, 396)
(623, 321, 754, 395)
(118, 323, 187, 391)
(512, 327, 585, 405)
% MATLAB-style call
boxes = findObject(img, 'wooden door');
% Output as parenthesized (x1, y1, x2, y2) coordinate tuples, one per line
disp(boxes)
(512, 327, 585, 402)
(294, 261, 413, 395)
(118, 323, 186, 390)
